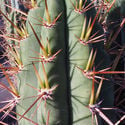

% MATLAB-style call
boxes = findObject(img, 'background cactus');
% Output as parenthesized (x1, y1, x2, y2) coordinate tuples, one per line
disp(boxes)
(0, 0, 125, 125)
(106, 0, 125, 122)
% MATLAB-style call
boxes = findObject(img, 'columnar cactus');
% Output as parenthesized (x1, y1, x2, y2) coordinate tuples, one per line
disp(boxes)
(0, 0, 125, 125)
(17, 0, 114, 124)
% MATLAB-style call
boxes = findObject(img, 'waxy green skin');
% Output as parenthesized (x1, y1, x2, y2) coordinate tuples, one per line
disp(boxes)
(17, 5, 45, 124)
(15, 0, 114, 124)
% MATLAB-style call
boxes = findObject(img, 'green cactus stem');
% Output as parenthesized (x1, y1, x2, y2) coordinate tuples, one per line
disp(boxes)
(0, 0, 117, 125)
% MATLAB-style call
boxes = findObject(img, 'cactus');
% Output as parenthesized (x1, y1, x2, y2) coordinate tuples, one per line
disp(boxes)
(0, 0, 125, 125)
(106, 1, 125, 122)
